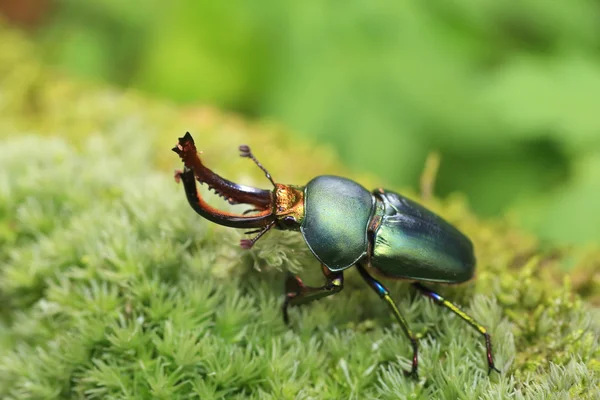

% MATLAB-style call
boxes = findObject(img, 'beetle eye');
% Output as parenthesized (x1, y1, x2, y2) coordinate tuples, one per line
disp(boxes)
(282, 216, 297, 228)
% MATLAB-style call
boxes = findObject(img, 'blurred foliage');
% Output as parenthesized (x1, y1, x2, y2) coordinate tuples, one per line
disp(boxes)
(4, 0, 600, 245)
(1, 22, 599, 398)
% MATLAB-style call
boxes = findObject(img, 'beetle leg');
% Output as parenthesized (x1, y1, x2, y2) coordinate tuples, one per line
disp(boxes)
(240, 220, 276, 249)
(282, 265, 344, 325)
(356, 263, 419, 379)
(412, 282, 501, 375)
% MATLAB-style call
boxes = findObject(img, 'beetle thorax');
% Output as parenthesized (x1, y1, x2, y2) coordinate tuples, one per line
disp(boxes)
(274, 184, 305, 229)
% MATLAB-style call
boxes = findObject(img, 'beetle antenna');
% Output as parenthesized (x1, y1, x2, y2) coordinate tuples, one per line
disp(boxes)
(241, 220, 275, 249)
(239, 145, 276, 188)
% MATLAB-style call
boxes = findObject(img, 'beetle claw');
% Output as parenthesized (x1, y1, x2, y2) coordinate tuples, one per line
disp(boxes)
(404, 368, 419, 380)
(484, 333, 501, 376)
(488, 364, 501, 375)
(405, 339, 419, 380)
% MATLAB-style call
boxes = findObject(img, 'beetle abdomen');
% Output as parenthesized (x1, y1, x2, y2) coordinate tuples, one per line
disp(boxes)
(371, 191, 475, 283)
(301, 175, 373, 271)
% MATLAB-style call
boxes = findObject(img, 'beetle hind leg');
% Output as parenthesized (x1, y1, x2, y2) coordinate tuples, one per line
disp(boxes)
(355, 263, 419, 379)
(412, 282, 501, 375)
(282, 265, 344, 325)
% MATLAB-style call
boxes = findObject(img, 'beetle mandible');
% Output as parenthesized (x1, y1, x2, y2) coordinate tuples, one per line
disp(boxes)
(172, 132, 500, 378)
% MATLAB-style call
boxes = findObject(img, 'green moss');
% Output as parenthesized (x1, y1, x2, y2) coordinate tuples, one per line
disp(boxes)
(0, 21, 598, 399)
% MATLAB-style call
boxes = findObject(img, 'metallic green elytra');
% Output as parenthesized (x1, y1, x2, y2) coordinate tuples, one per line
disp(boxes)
(173, 132, 500, 379)
(300, 176, 475, 280)
(372, 190, 475, 283)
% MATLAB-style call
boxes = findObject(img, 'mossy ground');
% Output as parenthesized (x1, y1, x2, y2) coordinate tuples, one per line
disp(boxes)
(0, 22, 598, 399)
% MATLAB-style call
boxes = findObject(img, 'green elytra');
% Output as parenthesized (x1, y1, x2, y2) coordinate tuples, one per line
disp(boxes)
(301, 175, 475, 282)
(173, 132, 498, 379)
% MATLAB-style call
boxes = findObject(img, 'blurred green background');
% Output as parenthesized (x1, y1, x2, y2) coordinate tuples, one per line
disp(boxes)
(2, 0, 600, 245)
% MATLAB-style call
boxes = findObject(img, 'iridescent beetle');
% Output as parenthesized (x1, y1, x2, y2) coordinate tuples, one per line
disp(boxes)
(172, 132, 499, 378)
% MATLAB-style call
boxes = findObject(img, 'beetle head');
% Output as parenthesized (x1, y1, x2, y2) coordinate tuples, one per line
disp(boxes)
(273, 183, 304, 230)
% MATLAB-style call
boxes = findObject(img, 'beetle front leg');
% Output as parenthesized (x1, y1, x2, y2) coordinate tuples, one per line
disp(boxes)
(282, 265, 344, 325)
(355, 263, 419, 379)
(412, 282, 501, 375)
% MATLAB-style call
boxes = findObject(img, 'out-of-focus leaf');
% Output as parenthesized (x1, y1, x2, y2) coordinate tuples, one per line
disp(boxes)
(438, 139, 570, 215)
(485, 54, 600, 151)
(57, 0, 158, 27)
(513, 153, 600, 244)
(134, 0, 268, 108)
(52, 26, 112, 81)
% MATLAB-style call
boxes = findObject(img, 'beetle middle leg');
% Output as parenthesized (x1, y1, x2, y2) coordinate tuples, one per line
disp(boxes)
(412, 282, 501, 375)
(355, 263, 419, 379)
(282, 265, 344, 325)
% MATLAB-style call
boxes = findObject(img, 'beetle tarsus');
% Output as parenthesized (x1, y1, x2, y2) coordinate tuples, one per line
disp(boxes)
(412, 283, 501, 376)
(405, 339, 419, 379)
(240, 239, 254, 249)
(282, 274, 305, 324)
(485, 333, 501, 375)
(404, 356, 419, 380)
(282, 295, 293, 325)
(488, 364, 501, 376)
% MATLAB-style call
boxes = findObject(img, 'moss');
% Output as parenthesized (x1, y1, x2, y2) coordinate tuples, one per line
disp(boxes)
(0, 21, 598, 399)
